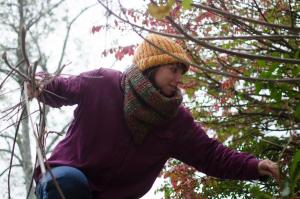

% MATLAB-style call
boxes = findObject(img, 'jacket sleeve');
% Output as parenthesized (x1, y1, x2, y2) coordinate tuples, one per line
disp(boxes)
(171, 108, 260, 180)
(38, 69, 101, 108)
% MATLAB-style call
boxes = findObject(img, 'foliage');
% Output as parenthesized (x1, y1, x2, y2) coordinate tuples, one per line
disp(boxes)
(1, 0, 299, 198)
(95, 0, 300, 198)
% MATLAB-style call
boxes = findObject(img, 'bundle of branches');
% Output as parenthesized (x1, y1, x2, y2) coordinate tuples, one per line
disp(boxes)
(1, 26, 67, 199)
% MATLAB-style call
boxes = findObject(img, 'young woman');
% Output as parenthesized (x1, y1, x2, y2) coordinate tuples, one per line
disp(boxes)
(31, 34, 279, 199)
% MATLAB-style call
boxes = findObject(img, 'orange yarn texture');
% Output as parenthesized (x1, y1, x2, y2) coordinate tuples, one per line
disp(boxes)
(133, 34, 190, 72)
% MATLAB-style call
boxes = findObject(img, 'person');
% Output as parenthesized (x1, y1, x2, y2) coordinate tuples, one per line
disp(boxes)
(30, 34, 279, 199)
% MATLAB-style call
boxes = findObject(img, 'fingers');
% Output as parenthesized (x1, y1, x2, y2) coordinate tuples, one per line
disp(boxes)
(24, 80, 43, 99)
(266, 161, 280, 181)
(258, 159, 280, 181)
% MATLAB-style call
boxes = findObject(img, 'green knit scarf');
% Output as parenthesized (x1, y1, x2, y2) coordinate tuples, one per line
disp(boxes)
(121, 66, 183, 144)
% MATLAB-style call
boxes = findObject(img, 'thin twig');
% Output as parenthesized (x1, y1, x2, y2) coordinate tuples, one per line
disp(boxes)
(92, 1, 300, 41)
(0, 110, 39, 133)
(0, 71, 14, 90)
(23, 83, 46, 173)
(0, 164, 21, 177)
(0, 149, 23, 164)
(44, 162, 66, 199)
(252, 0, 295, 51)
(7, 108, 25, 199)
(1, 100, 24, 115)
(1, 103, 25, 122)
(56, 4, 96, 71)
(2, 53, 30, 81)
(26, 156, 37, 199)
(97, 0, 300, 84)
(166, 16, 300, 64)
(0, 59, 25, 90)
(191, 2, 300, 31)
(0, 88, 21, 97)
(42, 88, 68, 101)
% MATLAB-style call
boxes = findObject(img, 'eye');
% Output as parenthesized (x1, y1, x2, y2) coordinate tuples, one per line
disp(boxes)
(170, 66, 178, 73)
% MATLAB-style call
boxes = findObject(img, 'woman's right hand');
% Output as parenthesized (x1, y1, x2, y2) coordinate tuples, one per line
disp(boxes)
(258, 159, 280, 181)
(25, 81, 44, 99)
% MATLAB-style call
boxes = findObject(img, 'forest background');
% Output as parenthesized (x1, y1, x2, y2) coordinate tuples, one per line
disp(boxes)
(0, 0, 299, 198)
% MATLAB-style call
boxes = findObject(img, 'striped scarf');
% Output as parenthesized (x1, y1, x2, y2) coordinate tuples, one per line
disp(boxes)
(121, 66, 182, 144)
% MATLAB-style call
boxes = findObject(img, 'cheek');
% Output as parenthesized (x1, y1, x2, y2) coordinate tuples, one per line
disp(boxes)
(153, 68, 173, 88)
(154, 74, 164, 87)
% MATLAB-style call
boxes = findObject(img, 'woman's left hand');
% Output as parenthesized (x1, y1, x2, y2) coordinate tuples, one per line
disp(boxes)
(258, 159, 280, 181)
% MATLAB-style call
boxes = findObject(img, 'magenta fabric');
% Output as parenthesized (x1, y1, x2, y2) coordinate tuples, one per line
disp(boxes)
(35, 68, 260, 198)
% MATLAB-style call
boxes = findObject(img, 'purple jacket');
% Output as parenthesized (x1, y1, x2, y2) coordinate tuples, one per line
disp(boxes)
(36, 68, 260, 198)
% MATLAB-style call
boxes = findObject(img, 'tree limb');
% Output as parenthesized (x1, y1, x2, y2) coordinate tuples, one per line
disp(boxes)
(166, 16, 300, 64)
(191, 2, 300, 32)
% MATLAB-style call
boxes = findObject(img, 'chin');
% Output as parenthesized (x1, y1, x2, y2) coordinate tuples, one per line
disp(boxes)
(161, 90, 176, 97)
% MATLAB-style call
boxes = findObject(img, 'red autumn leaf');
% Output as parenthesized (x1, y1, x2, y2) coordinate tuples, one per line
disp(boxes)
(115, 51, 124, 60)
(171, 178, 178, 190)
(91, 25, 102, 34)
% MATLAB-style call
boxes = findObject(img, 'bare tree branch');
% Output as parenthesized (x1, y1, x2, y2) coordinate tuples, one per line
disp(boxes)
(0, 149, 23, 165)
(56, 4, 96, 71)
(166, 16, 300, 64)
(26, 0, 66, 29)
(191, 2, 300, 32)
(0, 164, 21, 177)
(7, 108, 24, 199)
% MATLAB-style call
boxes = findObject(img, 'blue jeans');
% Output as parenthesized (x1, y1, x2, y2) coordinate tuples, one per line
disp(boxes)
(36, 166, 92, 199)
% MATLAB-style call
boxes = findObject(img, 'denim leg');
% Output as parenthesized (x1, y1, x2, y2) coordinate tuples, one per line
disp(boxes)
(36, 166, 91, 199)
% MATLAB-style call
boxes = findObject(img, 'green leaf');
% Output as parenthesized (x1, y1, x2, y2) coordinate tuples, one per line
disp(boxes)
(290, 149, 300, 183)
(243, 69, 251, 77)
(292, 66, 300, 76)
(270, 62, 279, 73)
(294, 49, 300, 59)
(257, 60, 266, 67)
(251, 186, 273, 199)
(260, 71, 272, 78)
(271, 51, 281, 57)
(295, 102, 300, 120)
(255, 82, 263, 94)
(148, 0, 175, 19)
(270, 87, 282, 102)
(182, 0, 193, 10)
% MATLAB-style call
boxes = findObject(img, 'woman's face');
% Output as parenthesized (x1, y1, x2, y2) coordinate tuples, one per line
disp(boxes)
(154, 64, 184, 97)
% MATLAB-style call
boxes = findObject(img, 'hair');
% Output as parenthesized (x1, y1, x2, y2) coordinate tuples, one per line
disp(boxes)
(142, 65, 161, 89)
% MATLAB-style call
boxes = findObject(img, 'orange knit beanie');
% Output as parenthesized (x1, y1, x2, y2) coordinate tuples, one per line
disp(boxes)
(133, 34, 190, 72)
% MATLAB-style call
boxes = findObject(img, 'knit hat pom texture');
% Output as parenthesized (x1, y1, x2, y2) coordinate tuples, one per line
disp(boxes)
(133, 34, 190, 72)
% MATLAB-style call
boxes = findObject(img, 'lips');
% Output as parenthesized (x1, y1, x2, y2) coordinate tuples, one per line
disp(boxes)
(169, 85, 177, 91)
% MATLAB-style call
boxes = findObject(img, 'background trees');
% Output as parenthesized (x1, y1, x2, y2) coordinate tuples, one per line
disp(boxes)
(0, 0, 95, 198)
(95, 0, 300, 198)
(1, 0, 299, 198)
